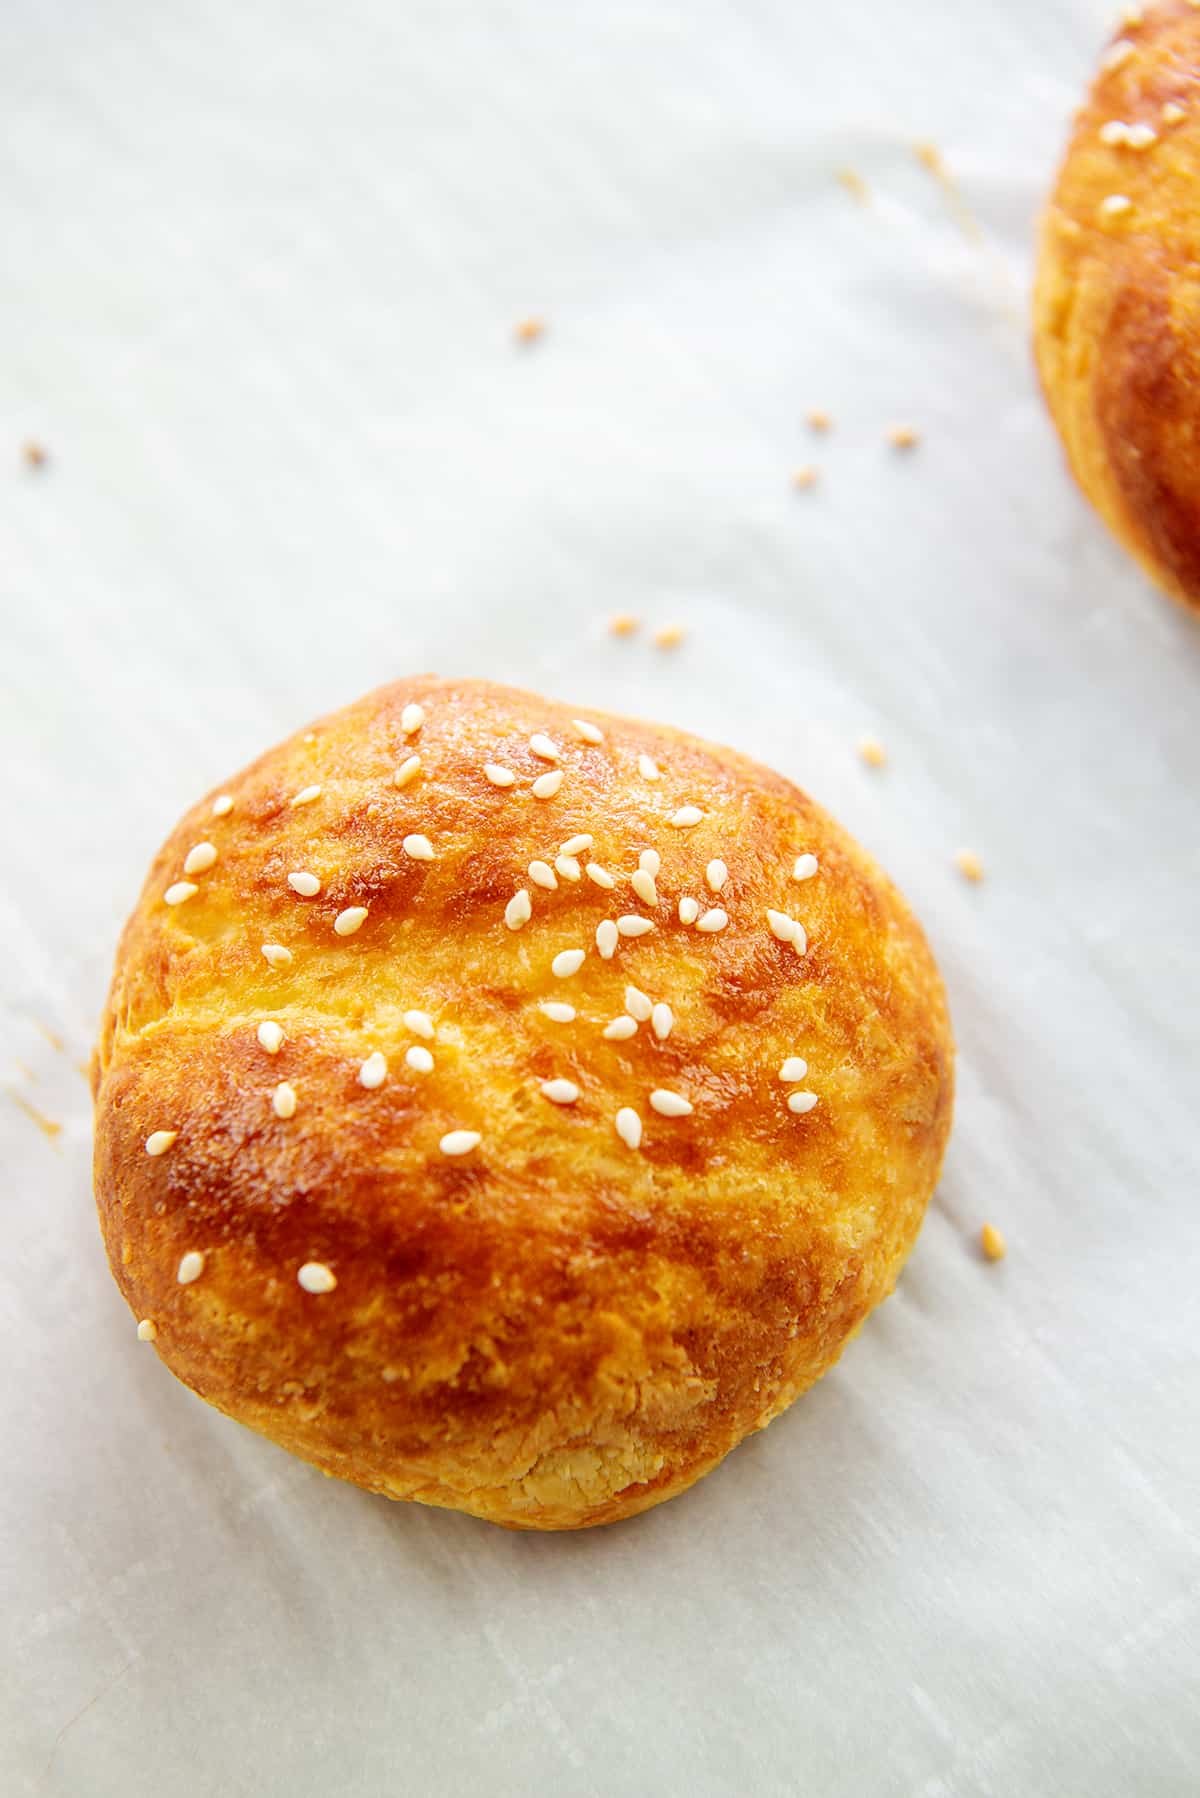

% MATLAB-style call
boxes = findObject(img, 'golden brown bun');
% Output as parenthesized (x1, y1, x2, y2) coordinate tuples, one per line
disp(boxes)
(1035, 2, 1200, 611)
(93, 678, 953, 1530)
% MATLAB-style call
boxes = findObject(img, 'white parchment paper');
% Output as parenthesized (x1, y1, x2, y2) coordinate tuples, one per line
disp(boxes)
(3, 1, 1198, 1791)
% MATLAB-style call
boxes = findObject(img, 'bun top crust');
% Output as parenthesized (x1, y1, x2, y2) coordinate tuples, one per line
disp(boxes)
(93, 677, 953, 1528)
(1035, 1, 1200, 609)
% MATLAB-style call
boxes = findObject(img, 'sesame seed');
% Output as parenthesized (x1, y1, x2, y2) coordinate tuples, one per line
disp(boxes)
(145, 1130, 178, 1156)
(696, 908, 728, 933)
(262, 943, 293, 968)
(164, 881, 198, 907)
(705, 859, 728, 892)
(211, 795, 234, 817)
(552, 948, 586, 978)
(530, 733, 560, 762)
(887, 425, 919, 450)
(596, 919, 619, 959)
(560, 834, 593, 856)
(631, 868, 658, 905)
(767, 909, 799, 943)
(617, 915, 654, 938)
(440, 1130, 481, 1156)
(955, 848, 985, 883)
(302, 733, 317, 746)
(291, 784, 322, 807)
(183, 842, 217, 875)
(779, 1057, 808, 1082)
(358, 1051, 387, 1090)
(858, 736, 887, 767)
(669, 806, 703, 828)
(609, 613, 639, 636)
(541, 1078, 579, 1105)
(505, 889, 532, 931)
(653, 625, 686, 649)
(678, 897, 700, 925)
(793, 854, 819, 881)
(787, 1091, 818, 1114)
(177, 1250, 205, 1284)
(401, 703, 426, 735)
(1120, 3, 1143, 23)
(615, 1107, 643, 1150)
(136, 1318, 158, 1342)
(405, 1045, 434, 1073)
(485, 764, 516, 787)
(651, 1002, 673, 1040)
(571, 718, 605, 745)
(554, 855, 582, 882)
(638, 754, 662, 782)
(394, 754, 422, 788)
(529, 860, 558, 890)
(981, 1222, 1007, 1262)
(638, 848, 661, 877)
(402, 833, 435, 861)
(624, 985, 652, 1022)
(1099, 119, 1129, 145)
(333, 907, 368, 936)
(1163, 102, 1186, 124)
(650, 1089, 693, 1118)
(603, 1015, 637, 1040)
(807, 409, 832, 432)
(791, 465, 818, 490)
(257, 1021, 284, 1054)
(1099, 193, 1133, 218)
(586, 862, 616, 889)
(532, 770, 563, 800)
(1101, 38, 1135, 71)
(287, 871, 321, 896)
(273, 1081, 297, 1119)
(540, 1001, 576, 1023)
(404, 1009, 435, 1039)
(298, 1261, 337, 1293)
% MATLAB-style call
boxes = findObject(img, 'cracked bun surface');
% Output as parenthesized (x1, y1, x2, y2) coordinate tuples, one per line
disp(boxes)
(93, 678, 953, 1530)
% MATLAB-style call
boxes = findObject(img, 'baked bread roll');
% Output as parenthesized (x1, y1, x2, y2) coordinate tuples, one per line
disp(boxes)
(1035, 1, 1200, 610)
(93, 678, 953, 1529)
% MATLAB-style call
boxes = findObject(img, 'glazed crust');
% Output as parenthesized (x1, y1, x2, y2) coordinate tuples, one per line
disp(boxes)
(1034, 1, 1200, 611)
(93, 678, 953, 1529)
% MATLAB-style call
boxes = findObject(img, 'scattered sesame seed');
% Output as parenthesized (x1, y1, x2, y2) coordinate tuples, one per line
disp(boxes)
(653, 625, 686, 649)
(625, 986, 652, 1022)
(615, 1107, 643, 1150)
(177, 1250, 205, 1284)
(402, 833, 435, 861)
(529, 860, 558, 890)
(257, 1021, 284, 1054)
(405, 1045, 434, 1073)
(767, 909, 801, 944)
(669, 806, 703, 828)
(793, 854, 819, 881)
(791, 465, 818, 490)
(887, 425, 919, 450)
(394, 754, 422, 788)
(358, 1051, 388, 1090)
(955, 848, 985, 883)
(183, 842, 217, 875)
(571, 718, 605, 745)
(586, 862, 616, 890)
(650, 1089, 693, 1118)
(164, 881, 198, 907)
(540, 1001, 576, 1023)
(609, 612, 640, 636)
(787, 1091, 818, 1114)
(287, 871, 321, 897)
(1163, 102, 1186, 124)
(530, 733, 560, 762)
(211, 794, 234, 817)
(981, 1222, 1007, 1262)
(596, 919, 619, 959)
(298, 1261, 337, 1293)
(272, 1081, 297, 1119)
(1101, 38, 1135, 71)
(554, 854, 582, 882)
(858, 736, 887, 767)
(541, 1078, 580, 1105)
(560, 834, 593, 856)
(705, 859, 728, 892)
(1099, 193, 1134, 218)
(291, 784, 322, 807)
(552, 948, 586, 978)
(807, 409, 832, 432)
(638, 848, 661, 877)
(678, 897, 700, 925)
(262, 943, 293, 968)
(333, 906, 368, 936)
(779, 1057, 808, 1082)
(696, 908, 728, 933)
(1099, 119, 1129, 145)
(514, 316, 545, 344)
(631, 868, 658, 906)
(637, 753, 662, 782)
(532, 770, 563, 800)
(145, 1130, 178, 1156)
(136, 1318, 158, 1342)
(401, 703, 426, 735)
(651, 1002, 673, 1040)
(484, 763, 516, 787)
(603, 1016, 637, 1040)
(617, 915, 654, 937)
(505, 889, 533, 930)
(440, 1130, 481, 1156)
(404, 1009, 435, 1039)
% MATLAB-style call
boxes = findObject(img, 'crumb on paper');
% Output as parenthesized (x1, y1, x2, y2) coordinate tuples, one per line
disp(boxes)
(653, 624, 686, 650)
(858, 736, 887, 768)
(37, 1022, 65, 1052)
(955, 848, 984, 883)
(513, 317, 546, 345)
(608, 613, 640, 637)
(791, 465, 819, 490)
(836, 167, 869, 204)
(12, 1094, 63, 1142)
(887, 424, 920, 450)
(22, 441, 47, 469)
(914, 140, 943, 176)
(980, 1222, 1007, 1262)
(807, 410, 832, 433)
